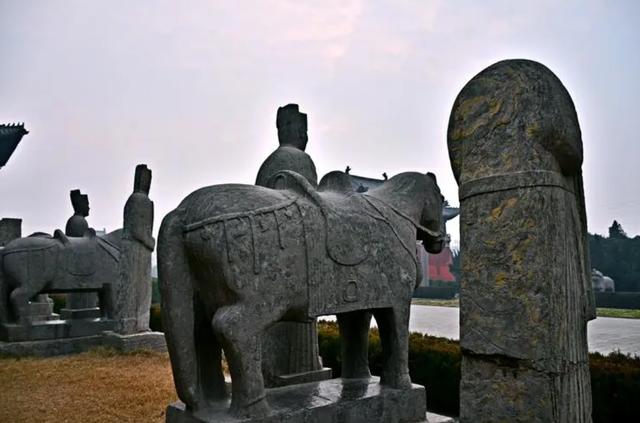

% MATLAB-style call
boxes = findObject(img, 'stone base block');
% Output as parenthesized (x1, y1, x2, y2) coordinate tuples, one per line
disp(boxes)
(0, 330, 166, 357)
(269, 367, 333, 387)
(166, 376, 427, 423)
(59, 307, 102, 320)
(0, 334, 104, 357)
(102, 331, 166, 353)
(0, 318, 115, 342)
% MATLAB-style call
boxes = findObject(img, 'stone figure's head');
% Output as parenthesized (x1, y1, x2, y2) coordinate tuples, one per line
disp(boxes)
(447, 59, 583, 185)
(134, 164, 152, 194)
(276, 104, 308, 151)
(70, 189, 90, 217)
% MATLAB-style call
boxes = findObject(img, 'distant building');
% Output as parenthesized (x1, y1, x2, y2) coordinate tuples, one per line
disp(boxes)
(0, 123, 28, 168)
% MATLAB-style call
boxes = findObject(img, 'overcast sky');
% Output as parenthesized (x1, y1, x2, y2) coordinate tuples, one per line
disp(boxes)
(1, 1, 639, 248)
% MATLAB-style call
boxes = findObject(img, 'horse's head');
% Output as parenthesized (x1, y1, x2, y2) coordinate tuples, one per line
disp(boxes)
(419, 172, 445, 254)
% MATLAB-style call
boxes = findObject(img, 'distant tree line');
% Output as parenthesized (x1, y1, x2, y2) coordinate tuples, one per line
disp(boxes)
(449, 220, 640, 292)
(589, 220, 640, 292)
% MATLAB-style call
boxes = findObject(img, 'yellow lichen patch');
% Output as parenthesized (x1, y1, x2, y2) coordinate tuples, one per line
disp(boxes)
(495, 272, 508, 287)
(450, 95, 503, 140)
(526, 122, 540, 138)
(511, 235, 534, 266)
(488, 197, 518, 221)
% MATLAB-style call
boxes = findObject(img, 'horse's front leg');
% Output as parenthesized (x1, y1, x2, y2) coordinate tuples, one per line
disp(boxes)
(212, 301, 284, 418)
(373, 304, 412, 389)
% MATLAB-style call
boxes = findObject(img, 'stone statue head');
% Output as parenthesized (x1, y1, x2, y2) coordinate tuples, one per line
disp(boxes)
(448, 59, 583, 185)
(134, 164, 152, 195)
(70, 189, 90, 217)
(276, 104, 308, 151)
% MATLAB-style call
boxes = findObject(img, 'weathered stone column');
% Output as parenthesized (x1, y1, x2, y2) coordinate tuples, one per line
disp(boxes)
(448, 59, 595, 422)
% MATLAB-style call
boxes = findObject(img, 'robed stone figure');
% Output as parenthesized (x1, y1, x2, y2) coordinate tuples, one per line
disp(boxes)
(116, 164, 155, 333)
(256, 104, 328, 386)
(64, 189, 98, 312)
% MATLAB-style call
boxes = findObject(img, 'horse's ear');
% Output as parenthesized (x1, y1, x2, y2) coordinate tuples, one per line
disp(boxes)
(426, 172, 437, 183)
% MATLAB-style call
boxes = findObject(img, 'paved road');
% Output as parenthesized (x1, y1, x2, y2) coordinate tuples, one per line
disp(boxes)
(320, 305, 640, 356)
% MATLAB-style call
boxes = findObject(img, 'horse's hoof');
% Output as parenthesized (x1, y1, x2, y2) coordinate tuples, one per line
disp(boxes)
(231, 397, 270, 419)
(381, 373, 412, 390)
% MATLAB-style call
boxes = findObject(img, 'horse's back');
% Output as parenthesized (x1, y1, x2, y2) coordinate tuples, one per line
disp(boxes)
(179, 184, 295, 228)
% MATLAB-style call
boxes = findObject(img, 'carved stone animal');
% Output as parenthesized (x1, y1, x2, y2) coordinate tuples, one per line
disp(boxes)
(0, 230, 119, 324)
(158, 170, 444, 418)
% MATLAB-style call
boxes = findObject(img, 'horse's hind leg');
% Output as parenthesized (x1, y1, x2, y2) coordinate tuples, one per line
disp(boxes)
(212, 302, 283, 418)
(158, 211, 203, 410)
(372, 305, 412, 389)
(194, 299, 227, 401)
(337, 310, 372, 378)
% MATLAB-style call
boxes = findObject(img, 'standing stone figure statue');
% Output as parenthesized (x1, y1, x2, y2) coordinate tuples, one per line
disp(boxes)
(63, 189, 99, 314)
(255, 104, 329, 386)
(448, 59, 595, 422)
(256, 104, 318, 188)
(115, 164, 155, 333)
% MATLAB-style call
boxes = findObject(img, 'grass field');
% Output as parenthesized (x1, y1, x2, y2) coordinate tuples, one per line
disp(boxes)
(0, 348, 176, 423)
(411, 298, 640, 319)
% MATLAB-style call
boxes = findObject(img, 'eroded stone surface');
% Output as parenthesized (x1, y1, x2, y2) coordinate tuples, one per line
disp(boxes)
(0, 165, 156, 348)
(166, 377, 427, 423)
(256, 104, 328, 387)
(448, 59, 594, 422)
(159, 167, 444, 419)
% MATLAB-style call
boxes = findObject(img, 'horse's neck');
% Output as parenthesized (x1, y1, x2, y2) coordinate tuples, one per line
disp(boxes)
(368, 180, 425, 224)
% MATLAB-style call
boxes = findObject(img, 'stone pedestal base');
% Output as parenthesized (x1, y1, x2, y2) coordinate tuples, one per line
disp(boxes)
(166, 376, 428, 423)
(268, 367, 332, 387)
(0, 329, 166, 357)
(27, 296, 59, 322)
(0, 318, 115, 342)
(59, 307, 102, 320)
(102, 331, 166, 353)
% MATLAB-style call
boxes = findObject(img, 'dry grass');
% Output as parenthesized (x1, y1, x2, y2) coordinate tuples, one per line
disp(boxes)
(0, 348, 177, 423)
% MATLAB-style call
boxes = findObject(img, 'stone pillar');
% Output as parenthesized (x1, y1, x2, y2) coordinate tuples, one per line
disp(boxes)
(115, 164, 155, 334)
(0, 218, 22, 246)
(448, 60, 595, 422)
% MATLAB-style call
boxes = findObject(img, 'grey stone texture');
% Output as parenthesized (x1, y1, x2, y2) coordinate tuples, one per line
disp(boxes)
(64, 189, 100, 313)
(159, 167, 444, 419)
(0, 218, 22, 246)
(447, 59, 595, 422)
(114, 164, 155, 333)
(0, 330, 166, 357)
(0, 164, 157, 353)
(256, 104, 317, 188)
(165, 376, 428, 423)
(256, 104, 329, 388)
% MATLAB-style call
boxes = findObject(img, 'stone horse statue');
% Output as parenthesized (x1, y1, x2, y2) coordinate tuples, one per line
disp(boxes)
(0, 164, 154, 330)
(0, 230, 120, 324)
(158, 169, 445, 418)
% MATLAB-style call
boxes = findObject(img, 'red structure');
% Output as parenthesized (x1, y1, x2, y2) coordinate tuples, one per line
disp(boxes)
(428, 244, 456, 282)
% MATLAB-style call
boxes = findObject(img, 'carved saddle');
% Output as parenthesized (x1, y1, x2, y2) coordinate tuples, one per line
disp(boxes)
(268, 170, 374, 266)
